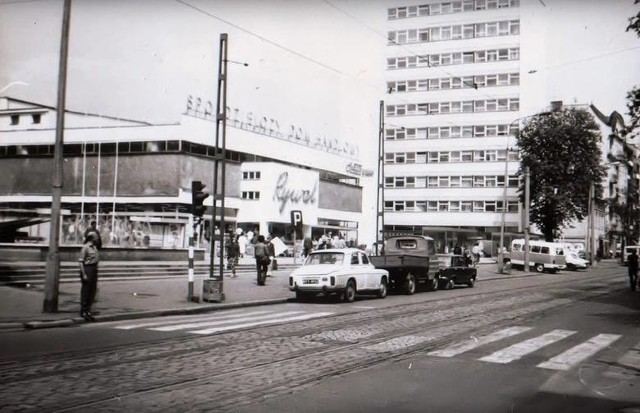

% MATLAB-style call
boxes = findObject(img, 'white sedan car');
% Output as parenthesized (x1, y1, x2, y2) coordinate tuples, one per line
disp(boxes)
(289, 248, 389, 302)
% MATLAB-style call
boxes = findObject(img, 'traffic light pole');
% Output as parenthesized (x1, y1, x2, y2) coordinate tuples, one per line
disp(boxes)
(207, 33, 228, 302)
(187, 214, 195, 301)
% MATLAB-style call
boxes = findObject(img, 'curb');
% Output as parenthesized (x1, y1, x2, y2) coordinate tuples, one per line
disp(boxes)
(8, 265, 598, 331)
(20, 297, 293, 330)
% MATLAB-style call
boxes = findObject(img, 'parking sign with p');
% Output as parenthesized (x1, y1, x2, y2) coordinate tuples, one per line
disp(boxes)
(291, 210, 303, 239)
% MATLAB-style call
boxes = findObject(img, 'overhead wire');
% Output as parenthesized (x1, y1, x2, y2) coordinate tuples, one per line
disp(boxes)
(173, 0, 384, 94)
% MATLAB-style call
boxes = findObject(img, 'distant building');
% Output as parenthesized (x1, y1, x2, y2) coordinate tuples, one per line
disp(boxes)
(0, 96, 365, 249)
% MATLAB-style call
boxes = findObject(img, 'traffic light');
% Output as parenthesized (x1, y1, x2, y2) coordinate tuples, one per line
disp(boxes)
(191, 180, 209, 218)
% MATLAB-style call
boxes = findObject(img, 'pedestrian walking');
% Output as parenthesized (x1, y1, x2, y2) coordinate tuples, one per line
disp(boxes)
(226, 234, 240, 277)
(472, 242, 481, 267)
(303, 237, 313, 258)
(78, 232, 100, 321)
(627, 248, 638, 291)
(254, 235, 270, 286)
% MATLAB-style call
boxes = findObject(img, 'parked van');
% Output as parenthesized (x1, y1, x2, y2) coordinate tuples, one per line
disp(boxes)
(509, 239, 567, 273)
(623, 246, 640, 266)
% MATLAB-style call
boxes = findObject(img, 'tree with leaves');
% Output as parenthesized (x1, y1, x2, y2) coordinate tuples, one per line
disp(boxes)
(516, 108, 606, 241)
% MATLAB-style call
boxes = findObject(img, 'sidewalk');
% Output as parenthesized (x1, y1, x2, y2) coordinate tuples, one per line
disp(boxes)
(0, 258, 571, 331)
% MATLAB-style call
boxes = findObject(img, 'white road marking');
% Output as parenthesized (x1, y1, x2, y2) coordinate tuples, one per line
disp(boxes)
(191, 312, 334, 334)
(479, 329, 576, 364)
(113, 310, 273, 330)
(428, 326, 533, 358)
(363, 335, 431, 353)
(151, 311, 304, 332)
(538, 333, 622, 371)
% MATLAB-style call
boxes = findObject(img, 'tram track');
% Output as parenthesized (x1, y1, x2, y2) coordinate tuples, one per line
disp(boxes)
(0, 271, 625, 411)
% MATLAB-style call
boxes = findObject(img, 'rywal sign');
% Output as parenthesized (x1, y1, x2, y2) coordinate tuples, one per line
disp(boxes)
(273, 172, 317, 214)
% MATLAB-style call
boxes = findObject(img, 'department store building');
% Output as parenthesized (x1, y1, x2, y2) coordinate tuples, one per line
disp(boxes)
(0, 96, 365, 250)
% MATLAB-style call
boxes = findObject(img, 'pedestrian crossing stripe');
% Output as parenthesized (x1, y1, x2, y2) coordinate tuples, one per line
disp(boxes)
(479, 329, 577, 364)
(150, 311, 305, 332)
(537, 333, 622, 370)
(114, 309, 274, 330)
(428, 326, 533, 358)
(190, 312, 334, 334)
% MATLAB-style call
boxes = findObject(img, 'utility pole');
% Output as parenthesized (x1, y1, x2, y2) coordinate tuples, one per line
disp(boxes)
(498, 146, 510, 273)
(590, 182, 597, 266)
(43, 0, 71, 313)
(207, 33, 228, 302)
(524, 166, 531, 272)
(375, 100, 385, 255)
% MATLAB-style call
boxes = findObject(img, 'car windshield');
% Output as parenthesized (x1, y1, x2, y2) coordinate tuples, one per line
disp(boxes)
(305, 252, 344, 266)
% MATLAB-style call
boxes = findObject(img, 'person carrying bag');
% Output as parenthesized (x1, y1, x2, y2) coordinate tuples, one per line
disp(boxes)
(254, 235, 270, 286)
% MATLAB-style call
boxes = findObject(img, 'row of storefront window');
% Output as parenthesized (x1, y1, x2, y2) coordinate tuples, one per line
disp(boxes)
(386, 98, 519, 116)
(388, 0, 519, 20)
(388, 20, 520, 45)
(384, 200, 520, 212)
(0, 140, 240, 162)
(385, 124, 517, 140)
(385, 174, 519, 188)
(384, 149, 519, 164)
(387, 47, 519, 70)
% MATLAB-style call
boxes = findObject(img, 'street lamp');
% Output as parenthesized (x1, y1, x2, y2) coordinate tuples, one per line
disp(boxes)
(498, 112, 552, 273)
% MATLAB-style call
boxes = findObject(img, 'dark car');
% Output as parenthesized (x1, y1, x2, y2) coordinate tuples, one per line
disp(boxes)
(436, 254, 477, 289)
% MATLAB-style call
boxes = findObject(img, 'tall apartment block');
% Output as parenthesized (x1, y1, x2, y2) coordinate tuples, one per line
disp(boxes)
(383, 0, 523, 253)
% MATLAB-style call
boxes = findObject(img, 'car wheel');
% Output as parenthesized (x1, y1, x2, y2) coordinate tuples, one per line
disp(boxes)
(467, 279, 475, 288)
(377, 277, 387, 299)
(444, 278, 454, 290)
(567, 264, 576, 271)
(344, 280, 356, 303)
(405, 273, 416, 295)
(427, 276, 438, 292)
(534, 263, 545, 273)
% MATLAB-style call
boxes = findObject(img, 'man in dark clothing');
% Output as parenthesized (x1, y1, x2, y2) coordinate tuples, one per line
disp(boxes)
(226, 235, 240, 277)
(628, 249, 638, 291)
(84, 221, 102, 249)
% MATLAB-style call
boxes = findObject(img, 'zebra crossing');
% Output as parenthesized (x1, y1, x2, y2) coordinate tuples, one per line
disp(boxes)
(425, 326, 627, 372)
(110, 308, 334, 335)
(105, 310, 639, 375)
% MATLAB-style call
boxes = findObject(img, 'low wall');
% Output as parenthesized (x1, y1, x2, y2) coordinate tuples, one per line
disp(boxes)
(0, 244, 206, 262)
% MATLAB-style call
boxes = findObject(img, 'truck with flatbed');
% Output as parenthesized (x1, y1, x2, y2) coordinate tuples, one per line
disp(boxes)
(369, 235, 440, 294)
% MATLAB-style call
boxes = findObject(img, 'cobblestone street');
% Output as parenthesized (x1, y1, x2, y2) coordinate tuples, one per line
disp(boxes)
(2, 269, 635, 412)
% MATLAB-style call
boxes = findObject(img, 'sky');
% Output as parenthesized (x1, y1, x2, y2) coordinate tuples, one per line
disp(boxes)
(1, 0, 640, 243)
(1, 0, 639, 138)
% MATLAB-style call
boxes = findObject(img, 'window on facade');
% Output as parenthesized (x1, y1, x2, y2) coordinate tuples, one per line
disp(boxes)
(32, 114, 42, 124)
(10, 115, 19, 125)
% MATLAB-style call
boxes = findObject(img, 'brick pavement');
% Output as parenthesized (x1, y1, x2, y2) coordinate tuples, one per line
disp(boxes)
(0, 256, 595, 330)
